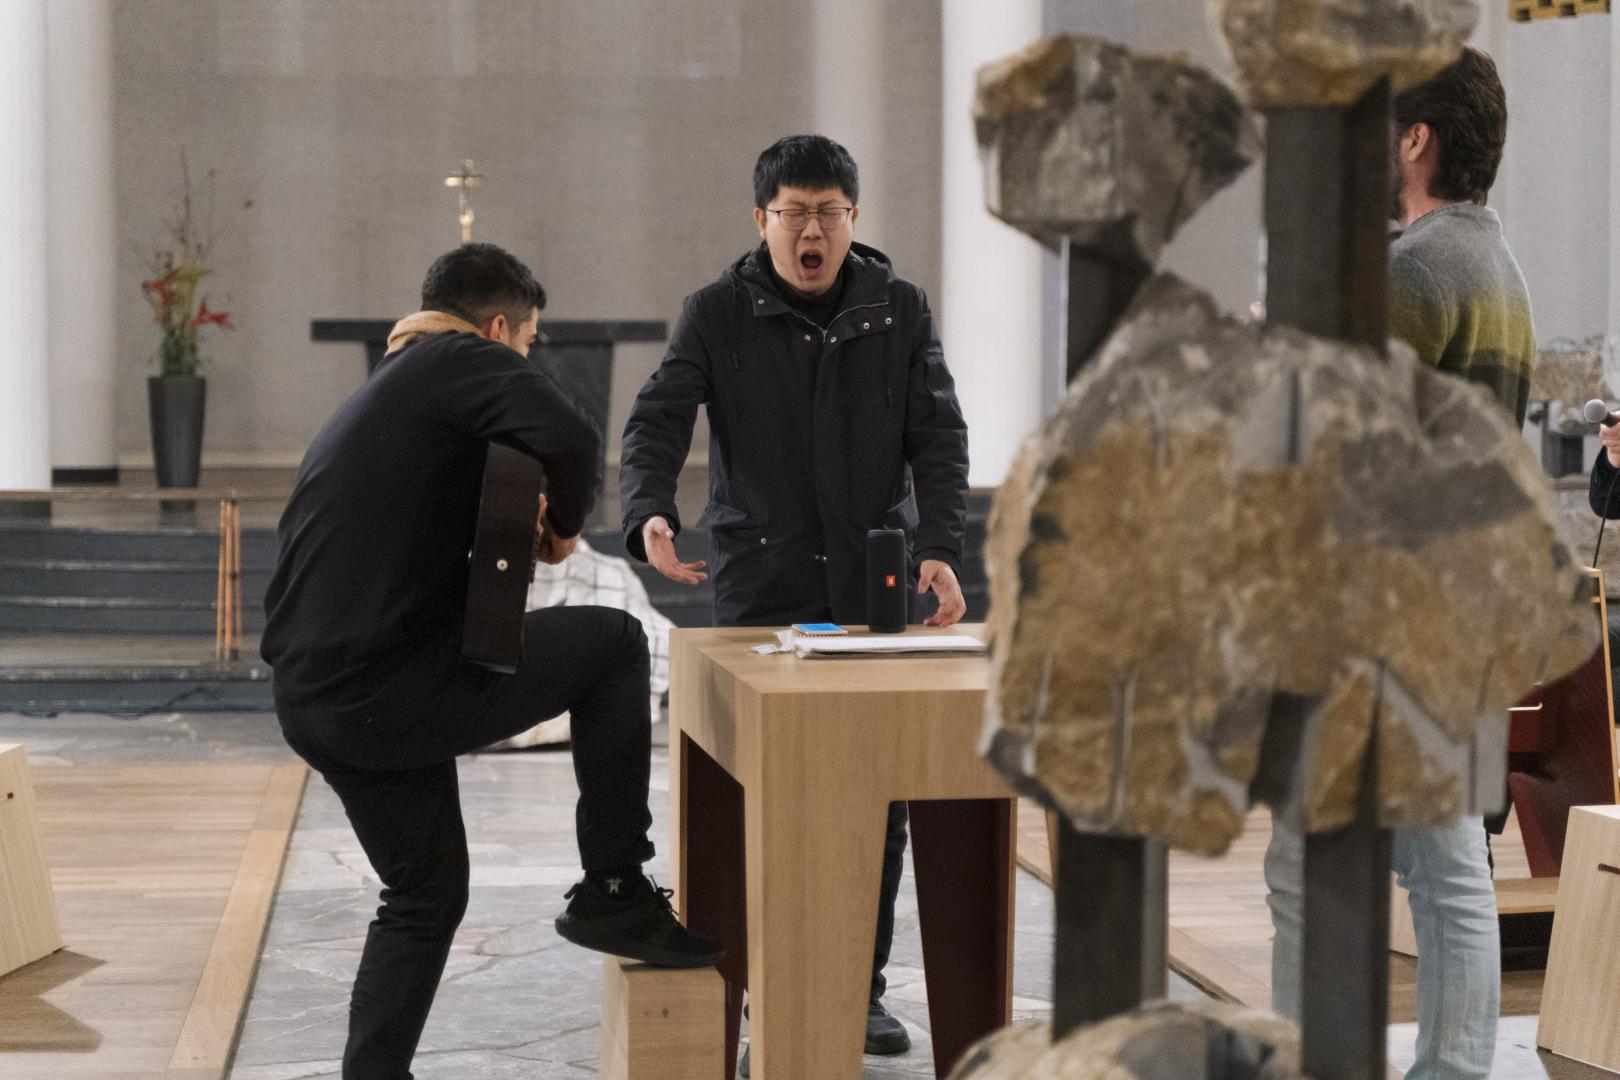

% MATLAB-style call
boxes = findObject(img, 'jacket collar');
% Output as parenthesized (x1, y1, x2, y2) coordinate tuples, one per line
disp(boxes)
(733, 242, 894, 324)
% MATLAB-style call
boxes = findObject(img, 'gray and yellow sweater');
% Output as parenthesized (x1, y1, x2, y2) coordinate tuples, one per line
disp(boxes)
(1388, 203, 1536, 426)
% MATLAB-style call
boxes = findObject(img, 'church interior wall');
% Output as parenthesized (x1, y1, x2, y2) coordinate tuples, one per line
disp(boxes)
(108, 0, 942, 469)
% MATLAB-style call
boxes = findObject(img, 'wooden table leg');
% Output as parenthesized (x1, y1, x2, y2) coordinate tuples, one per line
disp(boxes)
(910, 798, 1015, 1078)
(675, 733, 747, 1078)
(747, 777, 889, 1079)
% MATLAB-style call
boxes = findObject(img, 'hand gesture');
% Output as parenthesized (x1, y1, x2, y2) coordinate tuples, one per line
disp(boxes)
(642, 515, 708, 585)
(1602, 412, 1620, 468)
(534, 494, 578, 566)
(918, 559, 966, 628)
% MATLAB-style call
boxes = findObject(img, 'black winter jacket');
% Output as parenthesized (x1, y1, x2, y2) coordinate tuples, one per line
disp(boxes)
(1591, 449, 1620, 519)
(263, 331, 600, 709)
(620, 243, 970, 626)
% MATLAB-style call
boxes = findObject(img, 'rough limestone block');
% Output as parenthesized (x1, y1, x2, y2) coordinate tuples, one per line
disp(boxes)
(949, 1000, 1301, 1080)
(0, 743, 62, 978)
(599, 956, 724, 1080)
(974, 34, 1262, 261)
(1212, 0, 1479, 108)
(983, 275, 1595, 855)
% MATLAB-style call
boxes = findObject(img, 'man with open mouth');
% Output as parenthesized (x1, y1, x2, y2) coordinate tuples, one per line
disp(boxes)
(621, 134, 972, 1075)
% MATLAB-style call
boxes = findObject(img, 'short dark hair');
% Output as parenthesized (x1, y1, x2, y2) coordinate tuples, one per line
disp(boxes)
(753, 135, 860, 209)
(1393, 47, 1508, 204)
(420, 242, 546, 328)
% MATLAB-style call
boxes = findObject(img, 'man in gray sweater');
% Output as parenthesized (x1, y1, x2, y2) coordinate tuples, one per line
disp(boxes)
(1265, 48, 1529, 1080)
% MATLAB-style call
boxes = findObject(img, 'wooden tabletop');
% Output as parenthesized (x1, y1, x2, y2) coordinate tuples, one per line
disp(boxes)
(672, 624, 990, 697)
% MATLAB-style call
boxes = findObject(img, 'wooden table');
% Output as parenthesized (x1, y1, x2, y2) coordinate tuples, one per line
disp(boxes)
(669, 626, 1016, 1080)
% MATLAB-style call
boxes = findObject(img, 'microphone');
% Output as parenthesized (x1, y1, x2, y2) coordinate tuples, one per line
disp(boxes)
(1584, 399, 1618, 427)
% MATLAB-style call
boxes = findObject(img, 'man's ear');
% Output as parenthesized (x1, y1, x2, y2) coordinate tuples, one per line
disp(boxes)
(1404, 122, 1433, 164)
(753, 206, 768, 240)
(478, 313, 508, 342)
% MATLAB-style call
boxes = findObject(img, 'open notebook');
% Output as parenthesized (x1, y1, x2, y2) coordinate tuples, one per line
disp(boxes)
(758, 631, 987, 659)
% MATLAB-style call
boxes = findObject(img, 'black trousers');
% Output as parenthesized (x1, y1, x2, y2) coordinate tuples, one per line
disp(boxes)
(275, 606, 654, 1080)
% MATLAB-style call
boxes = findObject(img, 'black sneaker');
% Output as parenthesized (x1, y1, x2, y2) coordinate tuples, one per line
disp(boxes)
(739, 1000, 909, 1075)
(865, 998, 911, 1055)
(554, 875, 723, 968)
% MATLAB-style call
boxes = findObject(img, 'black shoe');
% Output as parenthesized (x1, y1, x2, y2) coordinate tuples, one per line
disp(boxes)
(739, 1001, 908, 1075)
(554, 875, 723, 968)
(865, 998, 911, 1055)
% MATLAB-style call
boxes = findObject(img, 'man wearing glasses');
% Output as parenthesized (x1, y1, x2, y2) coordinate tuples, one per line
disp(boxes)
(620, 134, 970, 1071)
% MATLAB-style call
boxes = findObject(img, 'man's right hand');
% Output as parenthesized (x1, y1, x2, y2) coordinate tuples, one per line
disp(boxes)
(642, 515, 708, 585)
(1603, 412, 1620, 468)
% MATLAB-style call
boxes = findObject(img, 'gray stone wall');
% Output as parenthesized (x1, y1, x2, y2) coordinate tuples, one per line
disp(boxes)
(112, 0, 942, 466)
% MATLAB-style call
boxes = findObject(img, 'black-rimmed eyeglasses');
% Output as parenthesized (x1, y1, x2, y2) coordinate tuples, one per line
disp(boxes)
(765, 206, 853, 231)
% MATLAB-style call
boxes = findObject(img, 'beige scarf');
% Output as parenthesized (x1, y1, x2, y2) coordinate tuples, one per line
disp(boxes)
(384, 310, 482, 357)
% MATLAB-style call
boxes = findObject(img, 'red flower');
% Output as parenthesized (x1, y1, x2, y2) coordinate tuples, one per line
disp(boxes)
(194, 301, 234, 330)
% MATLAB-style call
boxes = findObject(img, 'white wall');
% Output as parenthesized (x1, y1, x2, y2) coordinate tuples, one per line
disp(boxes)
(0, 0, 50, 490)
(941, 0, 1045, 488)
(107, 0, 943, 467)
(1473, 8, 1612, 345)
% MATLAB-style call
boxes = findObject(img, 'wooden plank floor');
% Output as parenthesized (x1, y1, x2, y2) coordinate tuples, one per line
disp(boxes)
(1016, 800, 1546, 1025)
(0, 761, 306, 1080)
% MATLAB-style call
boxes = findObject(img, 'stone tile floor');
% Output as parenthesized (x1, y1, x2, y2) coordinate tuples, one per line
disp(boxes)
(0, 710, 1598, 1079)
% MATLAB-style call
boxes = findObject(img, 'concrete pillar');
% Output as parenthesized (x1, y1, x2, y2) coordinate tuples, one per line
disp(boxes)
(814, 0, 887, 253)
(941, 0, 1044, 488)
(0, 0, 51, 491)
(46, 0, 118, 480)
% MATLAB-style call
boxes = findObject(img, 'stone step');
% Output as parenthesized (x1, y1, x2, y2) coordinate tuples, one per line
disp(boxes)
(0, 522, 280, 565)
(0, 596, 265, 636)
(0, 662, 273, 714)
(0, 561, 274, 603)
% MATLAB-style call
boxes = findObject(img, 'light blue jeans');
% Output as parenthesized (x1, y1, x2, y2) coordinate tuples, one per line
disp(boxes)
(1264, 817, 1499, 1080)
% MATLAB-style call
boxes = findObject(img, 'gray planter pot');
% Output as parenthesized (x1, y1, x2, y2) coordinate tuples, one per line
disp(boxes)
(147, 375, 206, 494)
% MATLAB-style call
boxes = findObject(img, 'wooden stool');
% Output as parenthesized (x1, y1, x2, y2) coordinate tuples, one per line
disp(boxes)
(1539, 804, 1620, 1070)
(599, 956, 723, 1079)
(0, 743, 62, 978)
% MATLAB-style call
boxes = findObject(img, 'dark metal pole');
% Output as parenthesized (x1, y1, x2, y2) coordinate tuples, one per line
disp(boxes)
(1301, 720, 1392, 1080)
(1064, 241, 1153, 384)
(1263, 79, 1394, 1080)
(1051, 820, 1169, 1038)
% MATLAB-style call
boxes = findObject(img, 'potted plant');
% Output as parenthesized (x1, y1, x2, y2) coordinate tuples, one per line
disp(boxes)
(141, 159, 232, 494)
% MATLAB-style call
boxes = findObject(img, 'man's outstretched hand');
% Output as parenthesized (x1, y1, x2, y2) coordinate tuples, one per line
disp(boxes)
(642, 515, 708, 585)
(918, 559, 965, 628)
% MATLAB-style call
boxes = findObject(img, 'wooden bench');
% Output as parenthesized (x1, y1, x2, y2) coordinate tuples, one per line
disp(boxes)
(0, 743, 61, 978)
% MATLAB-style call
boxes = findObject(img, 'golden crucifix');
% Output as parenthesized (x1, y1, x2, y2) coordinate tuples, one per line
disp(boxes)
(444, 160, 485, 243)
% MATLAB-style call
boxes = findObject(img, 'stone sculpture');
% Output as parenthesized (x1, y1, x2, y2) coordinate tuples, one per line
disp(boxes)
(974, 34, 1263, 265)
(983, 274, 1595, 855)
(1212, 0, 1480, 108)
(949, 1001, 1302, 1080)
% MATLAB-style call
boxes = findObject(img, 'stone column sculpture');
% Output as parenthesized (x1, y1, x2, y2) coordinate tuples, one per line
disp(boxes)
(960, 3, 1599, 1078)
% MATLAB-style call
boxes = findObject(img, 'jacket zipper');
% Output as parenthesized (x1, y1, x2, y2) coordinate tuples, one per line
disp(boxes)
(820, 301, 887, 344)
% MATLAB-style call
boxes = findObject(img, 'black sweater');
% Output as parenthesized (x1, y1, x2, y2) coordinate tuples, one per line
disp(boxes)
(262, 331, 600, 710)
(1591, 450, 1620, 520)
